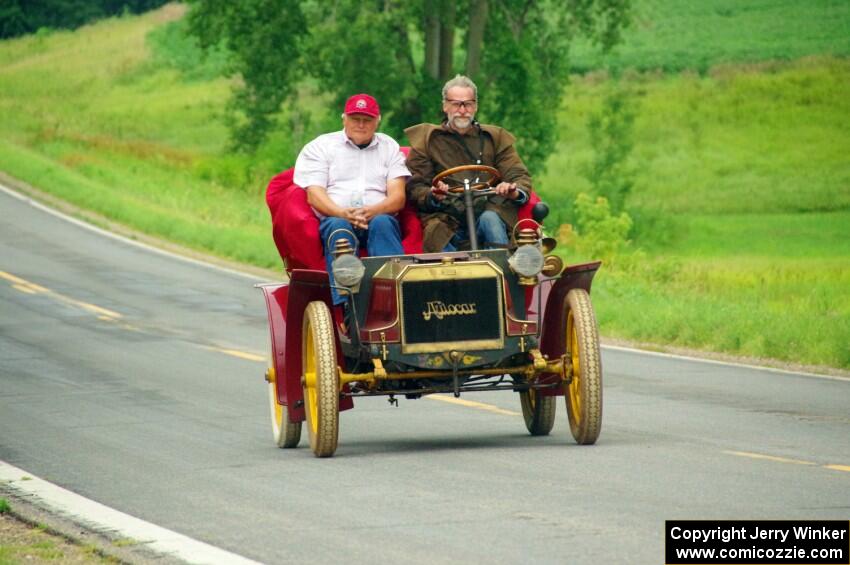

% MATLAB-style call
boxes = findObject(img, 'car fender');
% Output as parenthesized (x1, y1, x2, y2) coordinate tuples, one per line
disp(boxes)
(260, 270, 354, 424)
(537, 261, 602, 396)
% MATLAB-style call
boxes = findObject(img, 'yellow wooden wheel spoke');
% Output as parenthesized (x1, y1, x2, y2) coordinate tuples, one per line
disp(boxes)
(304, 322, 319, 434)
(568, 310, 583, 424)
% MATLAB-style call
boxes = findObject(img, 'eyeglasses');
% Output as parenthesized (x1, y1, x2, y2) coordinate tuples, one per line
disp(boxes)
(444, 99, 477, 110)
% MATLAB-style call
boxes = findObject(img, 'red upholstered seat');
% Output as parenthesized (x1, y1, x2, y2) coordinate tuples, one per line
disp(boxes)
(266, 148, 541, 272)
(267, 168, 424, 272)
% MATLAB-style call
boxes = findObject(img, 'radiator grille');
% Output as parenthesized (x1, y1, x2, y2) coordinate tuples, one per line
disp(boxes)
(400, 276, 502, 352)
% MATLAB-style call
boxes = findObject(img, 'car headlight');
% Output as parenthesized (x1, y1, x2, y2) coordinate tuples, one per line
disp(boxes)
(332, 254, 366, 288)
(508, 244, 544, 277)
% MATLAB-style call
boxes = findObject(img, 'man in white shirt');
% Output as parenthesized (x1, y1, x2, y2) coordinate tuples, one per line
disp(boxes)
(294, 93, 410, 304)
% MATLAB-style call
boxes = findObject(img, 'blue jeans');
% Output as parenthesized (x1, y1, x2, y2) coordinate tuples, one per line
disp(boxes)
(319, 214, 403, 304)
(444, 210, 509, 251)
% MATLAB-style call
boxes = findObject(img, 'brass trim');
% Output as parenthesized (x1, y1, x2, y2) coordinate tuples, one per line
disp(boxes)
(398, 260, 504, 282)
(380, 332, 388, 360)
(364, 321, 399, 338)
(337, 355, 568, 385)
(403, 338, 505, 354)
(506, 311, 537, 332)
(372, 258, 409, 280)
(541, 255, 564, 277)
(530, 349, 548, 371)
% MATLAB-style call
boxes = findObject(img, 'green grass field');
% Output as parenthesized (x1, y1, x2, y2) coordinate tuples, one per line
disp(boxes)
(0, 3, 847, 369)
(536, 55, 850, 369)
(568, 0, 850, 73)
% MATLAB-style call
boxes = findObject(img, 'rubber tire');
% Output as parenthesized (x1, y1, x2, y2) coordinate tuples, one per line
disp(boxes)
(268, 374, 301, 448)
(520, 388, 556, 436)
(564, 288, 603, 445)
(302, 301, 340, 457)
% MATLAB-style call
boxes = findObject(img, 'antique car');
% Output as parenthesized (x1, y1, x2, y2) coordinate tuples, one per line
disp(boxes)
(259, 164, 603, 457)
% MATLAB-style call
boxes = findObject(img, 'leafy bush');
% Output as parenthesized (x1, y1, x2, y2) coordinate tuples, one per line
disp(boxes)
(569, 192, 633, 259)
(580, 86, 637, 214)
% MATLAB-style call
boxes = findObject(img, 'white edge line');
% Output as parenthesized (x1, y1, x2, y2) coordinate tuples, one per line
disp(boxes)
(0, 460, 263, 565)
(602, 344, 850, 382)
(0, 182, 262, 282)
(3, 181, 845, 384)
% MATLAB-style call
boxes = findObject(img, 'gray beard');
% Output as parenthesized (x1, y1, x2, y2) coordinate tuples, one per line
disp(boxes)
(451, 116, 473, 130)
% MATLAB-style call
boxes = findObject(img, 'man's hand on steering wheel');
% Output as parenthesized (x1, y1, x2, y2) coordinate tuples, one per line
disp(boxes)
(430, 181, 450, 202)
(494, 181, 521, 199)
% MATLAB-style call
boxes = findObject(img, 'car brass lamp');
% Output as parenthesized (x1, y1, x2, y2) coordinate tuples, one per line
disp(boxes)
(508, 227, 545, 285)
(330, 236, 365, 293)
(331, 237, 355, 258)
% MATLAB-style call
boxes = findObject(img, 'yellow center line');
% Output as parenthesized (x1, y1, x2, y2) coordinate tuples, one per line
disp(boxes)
(824, 464, 850, 473)
(3, 271, 267, 361)
(0, 271, 30, 285)
(725, 450, 849, 473)
(724, 450, 817, 466)
(203, 346, 266, 362)
(1, 270, 122, 320)
(12, 284, 37, 294)
(427, 394, 521, 416)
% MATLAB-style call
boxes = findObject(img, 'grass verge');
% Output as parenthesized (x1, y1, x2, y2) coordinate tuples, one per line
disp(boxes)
(0, 501, 116, 564)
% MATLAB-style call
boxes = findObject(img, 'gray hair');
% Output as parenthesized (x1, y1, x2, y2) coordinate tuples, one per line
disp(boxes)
(442, 74, 478, 101)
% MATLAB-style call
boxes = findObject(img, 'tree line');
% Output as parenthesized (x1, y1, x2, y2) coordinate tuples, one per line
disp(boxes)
(188, 0, 631, 172)
(0, 0, 169, 39)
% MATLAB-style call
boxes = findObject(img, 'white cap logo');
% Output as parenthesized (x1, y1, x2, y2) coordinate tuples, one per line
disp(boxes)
(356, 99, 367, 109)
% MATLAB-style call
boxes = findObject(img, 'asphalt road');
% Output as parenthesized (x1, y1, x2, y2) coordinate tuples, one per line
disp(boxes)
(1, 185, 848, 564)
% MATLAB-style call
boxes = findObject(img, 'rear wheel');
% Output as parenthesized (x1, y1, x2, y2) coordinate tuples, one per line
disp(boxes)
(268, 365, 301, 448)
(520, 387, 556, 436)
(564, 289, 602, 444)
(302, 301, 339, 457)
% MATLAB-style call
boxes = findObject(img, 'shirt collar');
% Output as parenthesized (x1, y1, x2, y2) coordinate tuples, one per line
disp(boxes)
(340, 130, 379, 149)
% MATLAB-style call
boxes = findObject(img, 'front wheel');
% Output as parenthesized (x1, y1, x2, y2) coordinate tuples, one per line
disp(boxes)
(302, 301, 340, 457)
(564, 288, 603, 444)
(519, 388, 556, 436)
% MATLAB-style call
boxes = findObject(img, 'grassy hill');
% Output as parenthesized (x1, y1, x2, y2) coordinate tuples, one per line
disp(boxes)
(0, 3, 847, 369)
(541, 19, 850, 369)
(568, 0, 850, 73)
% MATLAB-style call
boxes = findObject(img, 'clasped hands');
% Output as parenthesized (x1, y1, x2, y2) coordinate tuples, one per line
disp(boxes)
(341, 205, 374, 230)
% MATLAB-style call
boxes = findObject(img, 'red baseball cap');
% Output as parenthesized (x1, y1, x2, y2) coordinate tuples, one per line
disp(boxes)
(344, 94, 380, 118)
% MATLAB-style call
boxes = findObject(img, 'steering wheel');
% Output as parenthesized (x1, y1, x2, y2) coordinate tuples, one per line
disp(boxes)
(432, 165, 501, 195)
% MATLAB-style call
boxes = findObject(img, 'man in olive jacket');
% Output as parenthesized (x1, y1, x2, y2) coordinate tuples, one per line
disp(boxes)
(405, 74, 533, 253)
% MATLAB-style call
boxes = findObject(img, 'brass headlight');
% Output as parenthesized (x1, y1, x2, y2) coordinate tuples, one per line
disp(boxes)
(508, 244, 544, 278)
(332, 253, 365, 290)
(327, 230, 365, 291)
